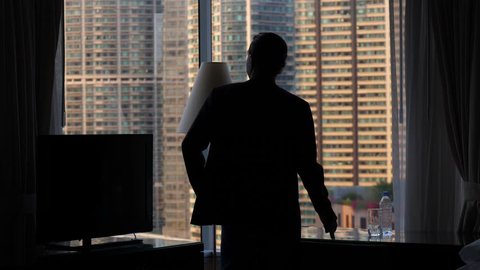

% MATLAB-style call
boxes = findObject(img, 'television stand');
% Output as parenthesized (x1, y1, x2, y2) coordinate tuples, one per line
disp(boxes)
(37, 238, 204, 270)
(46, 237, 144, 252)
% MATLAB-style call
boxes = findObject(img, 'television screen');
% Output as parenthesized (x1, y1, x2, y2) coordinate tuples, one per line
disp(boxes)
(36, 134, 153, 243)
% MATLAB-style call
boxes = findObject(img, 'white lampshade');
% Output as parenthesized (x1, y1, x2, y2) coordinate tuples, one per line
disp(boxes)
(177, 62, 232, 133)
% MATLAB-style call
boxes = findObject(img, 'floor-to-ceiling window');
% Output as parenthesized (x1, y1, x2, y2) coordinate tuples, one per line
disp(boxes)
(63, 0, 404, 249)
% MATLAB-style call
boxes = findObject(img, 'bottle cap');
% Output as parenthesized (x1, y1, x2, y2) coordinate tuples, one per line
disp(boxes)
(382, 191, 389, 197)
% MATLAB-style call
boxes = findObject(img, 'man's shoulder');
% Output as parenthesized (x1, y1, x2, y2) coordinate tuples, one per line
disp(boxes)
(279, 88, 308, 105)
(212, 81, 310, 109)
(210, 81, 247, 99)
(213, 81, 247, 92)
(274, 87, 311, 113)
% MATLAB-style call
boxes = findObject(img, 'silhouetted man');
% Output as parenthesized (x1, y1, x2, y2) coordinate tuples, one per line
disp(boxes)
(182, 32, 337, 270)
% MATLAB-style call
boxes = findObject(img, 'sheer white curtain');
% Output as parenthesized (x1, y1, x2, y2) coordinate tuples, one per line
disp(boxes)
(401, 0, 464, 236)
(50, 14, 64, 135)
(390, 0, 406, 233)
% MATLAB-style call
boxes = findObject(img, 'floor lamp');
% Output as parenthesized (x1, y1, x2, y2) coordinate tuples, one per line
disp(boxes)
(178, 62, 232, 133)
(177, 62, 231, 269)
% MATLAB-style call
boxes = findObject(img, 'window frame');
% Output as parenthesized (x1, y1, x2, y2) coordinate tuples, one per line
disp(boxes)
(198, 0, 217, 256)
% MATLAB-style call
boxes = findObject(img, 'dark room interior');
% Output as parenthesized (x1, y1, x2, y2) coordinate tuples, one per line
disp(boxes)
(1, 0, 479, 269)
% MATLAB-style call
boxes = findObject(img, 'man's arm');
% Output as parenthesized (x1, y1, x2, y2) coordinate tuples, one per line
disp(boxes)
(296, 102, 337, 233)
(181, 91, 214, 197)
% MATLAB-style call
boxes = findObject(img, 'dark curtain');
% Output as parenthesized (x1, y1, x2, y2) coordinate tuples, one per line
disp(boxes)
(0, 0, 63, 266)
(431, 0, 480, 234)
(404, 0, 460, 234)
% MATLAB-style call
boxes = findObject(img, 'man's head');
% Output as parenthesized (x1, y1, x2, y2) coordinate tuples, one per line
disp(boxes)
(246, 32, 288, 79)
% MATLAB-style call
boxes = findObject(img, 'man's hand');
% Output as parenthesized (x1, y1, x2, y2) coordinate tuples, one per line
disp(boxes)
(325, 220, 337, 240)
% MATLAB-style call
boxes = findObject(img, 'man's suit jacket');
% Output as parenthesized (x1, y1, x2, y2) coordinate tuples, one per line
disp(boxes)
(182, 78, 337, 232)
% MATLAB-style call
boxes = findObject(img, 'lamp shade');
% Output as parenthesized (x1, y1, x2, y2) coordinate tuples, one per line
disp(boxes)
(177, 62, 232, 133)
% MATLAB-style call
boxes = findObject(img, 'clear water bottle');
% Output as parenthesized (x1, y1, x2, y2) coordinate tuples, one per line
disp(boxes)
(379, 191, 393, 236)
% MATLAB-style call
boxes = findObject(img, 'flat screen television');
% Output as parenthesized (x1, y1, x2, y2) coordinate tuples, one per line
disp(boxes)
(36, 134, 153, 246)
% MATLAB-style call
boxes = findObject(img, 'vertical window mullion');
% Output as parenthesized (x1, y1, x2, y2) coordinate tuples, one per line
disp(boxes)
(198, 0, 215, 256)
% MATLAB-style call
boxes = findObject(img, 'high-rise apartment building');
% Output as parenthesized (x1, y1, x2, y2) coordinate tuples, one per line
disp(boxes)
(295, 0, 392, 188)
(158, 0, 193, 239)
(64, 0, 162, 228)
(210, 0, 295, 91)
(64, 0, 194, 239)
(64, 1, 157, 136)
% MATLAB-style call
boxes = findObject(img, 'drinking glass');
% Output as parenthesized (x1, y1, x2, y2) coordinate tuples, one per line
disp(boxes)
(367, 208, 382, 237)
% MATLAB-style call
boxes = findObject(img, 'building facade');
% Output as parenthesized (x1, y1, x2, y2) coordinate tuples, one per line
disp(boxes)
(64, 0, 195, 239)
(210, 0, 295, 91)
(295, 0, 392, 187)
